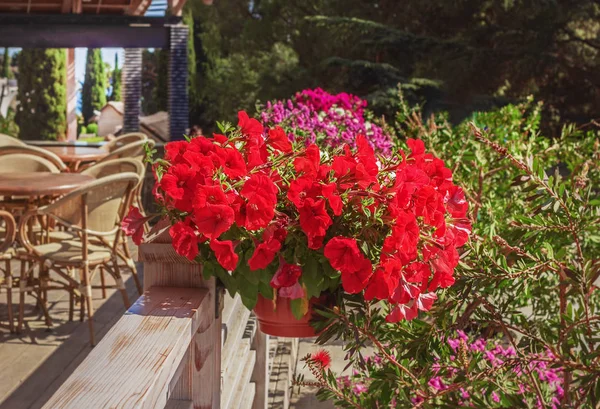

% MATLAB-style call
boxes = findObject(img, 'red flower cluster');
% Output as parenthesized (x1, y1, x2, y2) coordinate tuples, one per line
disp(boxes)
(125, 109, 470, 321)
(323, 138, 471, 322)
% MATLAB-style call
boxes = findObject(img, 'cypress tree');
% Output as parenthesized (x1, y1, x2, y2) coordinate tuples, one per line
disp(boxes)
(184, 9, 197, 117)
(110, 53, 122, 101)
(16, 49, 66, 140)
(1, 48, 12, 79)
(81, 48, 107, 124)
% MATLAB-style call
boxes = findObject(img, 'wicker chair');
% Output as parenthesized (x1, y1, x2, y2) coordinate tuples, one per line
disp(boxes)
(0, 211, 17, 332)
(81, 159, 145, 296)
(99, 139, 155, 163)
(17, 173, 140, 345)
(0, 153, 60, 173)
(0, 145, 68, 172)
(100, 132, 147, 153)
(0, 133, 26, 147)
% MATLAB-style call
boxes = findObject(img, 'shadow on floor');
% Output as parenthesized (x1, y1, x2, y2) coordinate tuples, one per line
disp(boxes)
(0, 265, 142, 409)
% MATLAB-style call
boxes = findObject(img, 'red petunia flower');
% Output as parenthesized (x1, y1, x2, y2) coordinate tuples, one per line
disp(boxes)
(121, 206, 147, 245)
(164, 140, 189, 163)
(293, 144, 320, 177)
(321, 183, 343, 216)
(238, 111, 264, 139)
(267, 126, 293, 153)
(445, 185, 468, 218)
(287, 176, 320, 209)
(248, 236, 282, 271)
(216, 147, 247, 179)
(212, 133, 229, 144)
(241, 174, 278, 204)
(386, 303, 418, 323)
(160, 163, 196, 201)
(170, 220, 199, 261)
(271, 259, 302, 289)
(340, 258, 373, 294)
(299, 199, 332, 245)
(381, 211, 420, 264)
(193, 204, 235, 239)
(324, 236, 363, 274)
(311, 349, 332, 370)
(209, 239, 239, 271)
(364, 265, 400, 301)
(245, 196, 276, 231)
(194, 184, 229, 208)
(416, 292, 437, 312)
(189, 136, 217, 155)
(407, 138, 425, 159)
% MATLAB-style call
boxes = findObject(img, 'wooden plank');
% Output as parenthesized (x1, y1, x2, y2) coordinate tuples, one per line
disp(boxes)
(251, 329, 269, 409)
(240, 383, 256, 409)
(41, 286, 209, 409)
(221, 339, 251, 409)
(221, 306, 251, 375)
(229, 350, 257, 409)
(141, 238, 221, 409)
(165, 399, 193, 409)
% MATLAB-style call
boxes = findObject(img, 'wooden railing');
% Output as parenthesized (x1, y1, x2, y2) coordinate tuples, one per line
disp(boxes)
(42, 224, 269, 409)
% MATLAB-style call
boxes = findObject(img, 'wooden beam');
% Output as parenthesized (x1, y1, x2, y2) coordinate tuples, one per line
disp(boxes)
(0, 15, 177, 48)
(72, 0, 82, 13)
(61, 0, 72, 13)
(0, 25, 169, 47)
(41, 286, 210, 409)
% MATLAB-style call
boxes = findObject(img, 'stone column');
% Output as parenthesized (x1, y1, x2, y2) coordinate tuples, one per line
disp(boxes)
(122, 48, 142, 133)
(168, 24, 189, 141)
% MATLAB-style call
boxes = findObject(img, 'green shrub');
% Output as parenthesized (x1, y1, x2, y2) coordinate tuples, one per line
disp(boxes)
(86, 123, 98, 135)
(304, 96, 600, 407)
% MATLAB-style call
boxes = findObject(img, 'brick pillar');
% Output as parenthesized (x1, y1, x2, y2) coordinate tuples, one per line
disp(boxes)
(65, 48, 77, 141)
(168, 24, 189, 141)
(122, 48, 142, 133)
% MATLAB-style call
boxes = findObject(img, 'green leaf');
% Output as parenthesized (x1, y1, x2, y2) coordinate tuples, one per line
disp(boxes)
(214, 266, 238, 296)
(290, 298, 307, 320)
(302, 255, 324, 299)
(238, 278, 258, 309)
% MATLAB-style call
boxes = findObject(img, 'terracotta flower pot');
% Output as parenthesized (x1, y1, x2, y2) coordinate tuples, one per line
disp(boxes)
(253, 294, 326, 338)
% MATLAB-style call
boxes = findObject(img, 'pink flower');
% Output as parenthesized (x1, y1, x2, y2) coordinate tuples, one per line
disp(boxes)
(491, 391, 500, 403)
(352, 383, 368, 395)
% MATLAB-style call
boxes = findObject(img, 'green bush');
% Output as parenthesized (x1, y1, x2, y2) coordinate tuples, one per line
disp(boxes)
(86, 123, 98, 135)
(304, 96, 600, 407)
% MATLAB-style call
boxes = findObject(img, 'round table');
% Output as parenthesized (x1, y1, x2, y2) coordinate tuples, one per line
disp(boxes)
(43, 146, 108, 170)
(0, 172, 95, 196)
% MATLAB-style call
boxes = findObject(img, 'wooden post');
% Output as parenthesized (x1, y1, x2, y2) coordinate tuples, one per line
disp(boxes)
(251, 331, 269, 409)
(140, 223, 222, 409)
(65, 48, 77, 141)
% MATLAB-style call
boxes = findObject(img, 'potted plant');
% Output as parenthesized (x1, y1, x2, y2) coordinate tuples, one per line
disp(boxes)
(123, 107, 470, 337)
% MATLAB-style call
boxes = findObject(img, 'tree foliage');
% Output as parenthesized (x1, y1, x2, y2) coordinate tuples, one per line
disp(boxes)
(188, 0, 599, 133)
(16, 49, 66, 141)
(81, 48, 107, 124)
(1, 48, 13, 79)
(109, 53, 121, 102)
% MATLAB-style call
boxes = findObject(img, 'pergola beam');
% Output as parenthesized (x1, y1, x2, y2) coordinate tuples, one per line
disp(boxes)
(0, 14, 180, 48)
